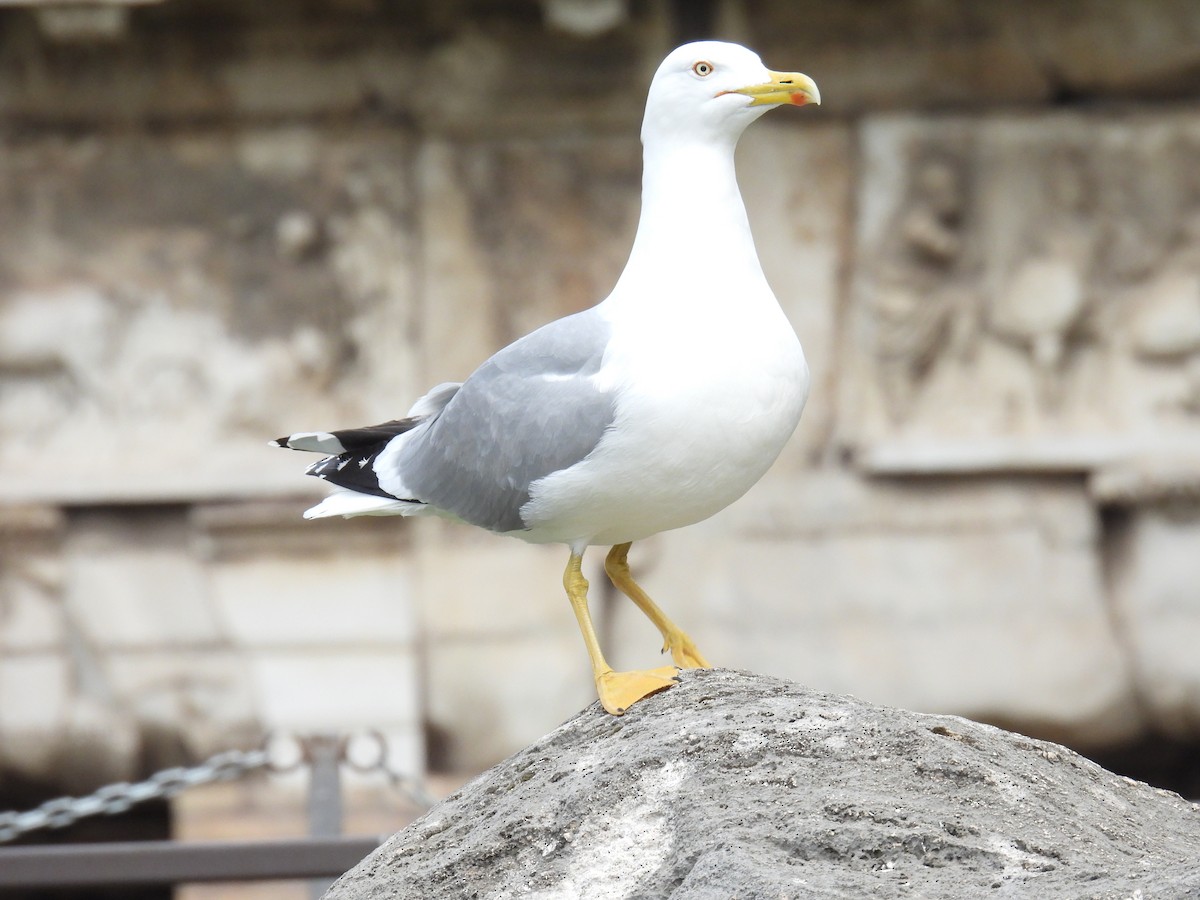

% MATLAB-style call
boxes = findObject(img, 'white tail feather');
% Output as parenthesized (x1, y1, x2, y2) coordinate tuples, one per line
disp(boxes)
(303, 488, 420, 519)
(276, 431, 346, 453)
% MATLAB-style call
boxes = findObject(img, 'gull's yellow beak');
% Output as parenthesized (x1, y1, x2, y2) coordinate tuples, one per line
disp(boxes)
(724, 70, 821, 107)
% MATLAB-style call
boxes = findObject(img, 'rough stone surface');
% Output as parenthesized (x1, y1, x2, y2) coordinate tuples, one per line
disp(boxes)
(325, 669, 1200, 900)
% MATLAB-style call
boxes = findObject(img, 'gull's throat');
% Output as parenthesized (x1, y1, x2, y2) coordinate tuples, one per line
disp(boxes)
(624, 139, 758, 279)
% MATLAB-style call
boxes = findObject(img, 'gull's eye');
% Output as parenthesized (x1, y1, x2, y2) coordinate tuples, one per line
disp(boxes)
(691, 60, 714, 77)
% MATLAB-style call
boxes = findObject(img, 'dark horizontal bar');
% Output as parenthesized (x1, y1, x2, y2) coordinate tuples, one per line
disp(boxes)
(0, 836, 383, 889)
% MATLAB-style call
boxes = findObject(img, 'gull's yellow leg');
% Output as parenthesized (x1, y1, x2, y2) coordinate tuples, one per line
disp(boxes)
(604, 542, 712, 669)
(564, 552, 678, 715)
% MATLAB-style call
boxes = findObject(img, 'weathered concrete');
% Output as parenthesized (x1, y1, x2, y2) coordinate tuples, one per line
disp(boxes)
(326, 669, 1200, 900)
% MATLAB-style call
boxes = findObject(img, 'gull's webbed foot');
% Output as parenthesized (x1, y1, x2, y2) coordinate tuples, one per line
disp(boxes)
(595, 666, 679, 715)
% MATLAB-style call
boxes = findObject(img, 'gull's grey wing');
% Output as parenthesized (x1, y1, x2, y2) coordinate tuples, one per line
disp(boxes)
(382, 308, 615, 532)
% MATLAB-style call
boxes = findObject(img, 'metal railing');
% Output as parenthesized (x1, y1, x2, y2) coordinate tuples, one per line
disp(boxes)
(0, 732, 432, 894)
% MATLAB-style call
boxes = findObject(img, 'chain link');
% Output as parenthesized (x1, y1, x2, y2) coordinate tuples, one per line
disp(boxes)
(0, 748, 268, 844)
(377, 763, 437, 810)
(0, 735, 434, 845)
(342, 730, 437, 809)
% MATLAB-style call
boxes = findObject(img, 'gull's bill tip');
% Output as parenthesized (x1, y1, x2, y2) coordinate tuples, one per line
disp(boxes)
(725, 70, 820, 107)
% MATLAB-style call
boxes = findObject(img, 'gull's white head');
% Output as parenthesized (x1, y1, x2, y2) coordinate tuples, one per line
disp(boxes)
(642, 41, 819, 148)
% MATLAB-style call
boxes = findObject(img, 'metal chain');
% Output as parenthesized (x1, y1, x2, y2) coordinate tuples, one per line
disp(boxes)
(0, 734, 435, 845)
(375, 759, 437, 810)
(0, 748, 268, 844)
(340, 731, 438, 809)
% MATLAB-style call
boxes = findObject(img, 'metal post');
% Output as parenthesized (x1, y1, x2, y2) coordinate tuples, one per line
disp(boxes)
(305, 735, 344, 899)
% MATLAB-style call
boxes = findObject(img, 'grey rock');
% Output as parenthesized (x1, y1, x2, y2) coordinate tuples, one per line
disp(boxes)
(325, 669, 1200, 899)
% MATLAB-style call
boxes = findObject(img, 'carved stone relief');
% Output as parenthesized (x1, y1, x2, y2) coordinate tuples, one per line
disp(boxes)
(845, 114, 1200, 473)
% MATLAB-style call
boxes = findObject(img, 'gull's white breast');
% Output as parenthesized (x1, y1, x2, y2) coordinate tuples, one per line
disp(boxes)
(519, 274, 809, 547)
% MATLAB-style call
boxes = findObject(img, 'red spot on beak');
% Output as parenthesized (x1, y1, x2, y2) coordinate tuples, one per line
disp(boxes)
(789, 93, 810, 107)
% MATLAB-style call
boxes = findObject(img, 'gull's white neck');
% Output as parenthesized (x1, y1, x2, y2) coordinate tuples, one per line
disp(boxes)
(607, 134, 769, 307)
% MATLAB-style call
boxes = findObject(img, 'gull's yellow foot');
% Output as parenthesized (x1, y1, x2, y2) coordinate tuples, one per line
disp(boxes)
(595, 666, 680, 715)
(603, 543, 714, 672)
(663, 631, 711, 670)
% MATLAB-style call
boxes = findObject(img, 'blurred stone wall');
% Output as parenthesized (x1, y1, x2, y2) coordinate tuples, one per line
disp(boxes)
(2, 0, 1200, 803)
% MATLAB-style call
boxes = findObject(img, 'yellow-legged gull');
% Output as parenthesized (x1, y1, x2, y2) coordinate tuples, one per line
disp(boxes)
(274, 41, 820, 715)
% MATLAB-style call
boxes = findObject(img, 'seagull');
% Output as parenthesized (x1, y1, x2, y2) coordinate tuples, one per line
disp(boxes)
(274, 41, 819, 715)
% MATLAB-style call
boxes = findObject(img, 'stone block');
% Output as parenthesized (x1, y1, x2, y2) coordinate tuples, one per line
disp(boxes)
(423, 631, 596, 771)
(0, 5, 423, 123)
(209, 554, 418, 649)
(0, 506, 66, 663)
(408, 23, 653, 139)
(415, 134, 641, 386)
(413, 523, 574, 640)
(843, 112, 1200, 475)
(0, 128, 417, 504)
(1109, 503, 1200, 738)
(63, 509, 220, 649)
(247, 649, 423, 772)
(0, 652, 71, 741)
(101, 650, 260, 760)
(738, 0, 1047, 110)
(610, 471, 1139, 746)
(0, 554, 65, 653)
(6, 0, 1200, 125)
(738, 120, 852, 466)
(1022, 0, 1200, 98)
(741, 0, 1200, 111)
(191, 499, 410, 561)
(0, 654, 148, 790)
(0, 2, 659, 128)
